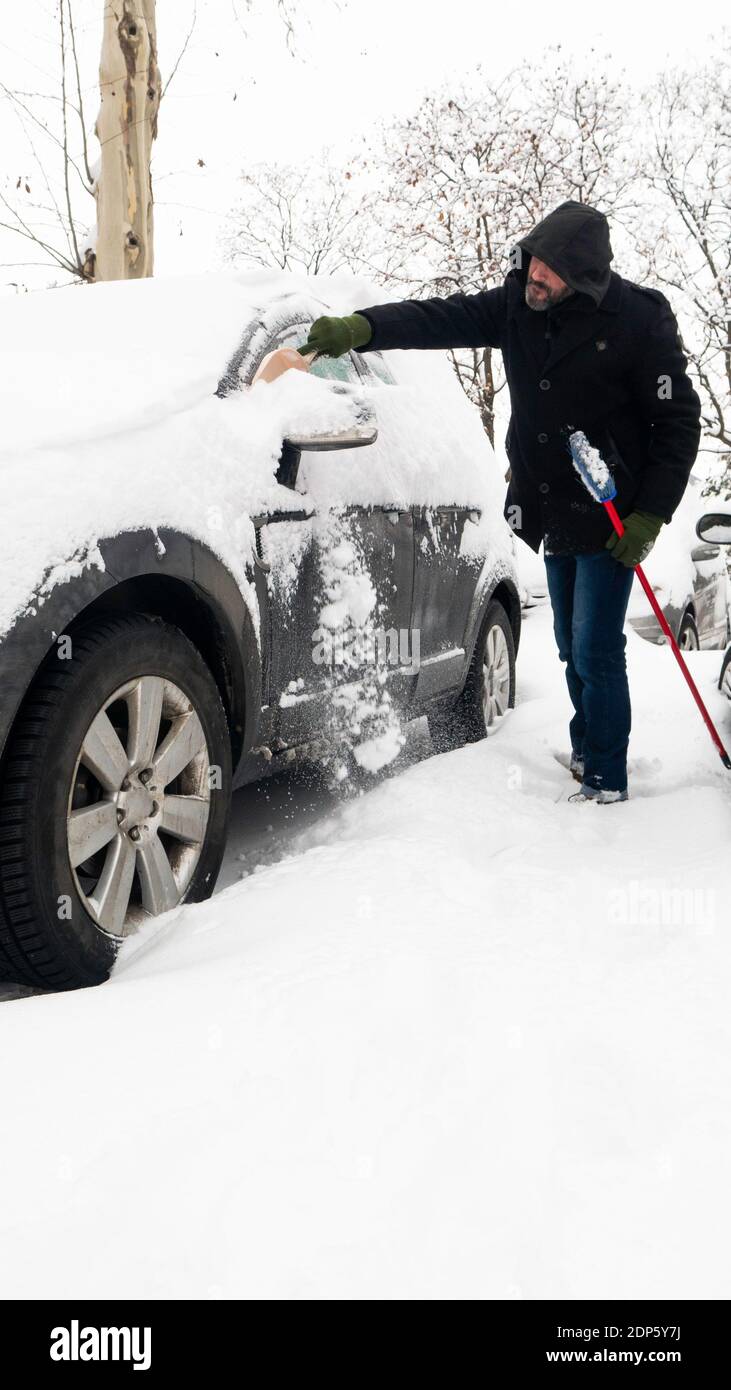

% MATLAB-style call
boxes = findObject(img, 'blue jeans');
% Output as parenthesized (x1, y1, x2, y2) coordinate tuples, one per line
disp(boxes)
(545, 551, 635, 794)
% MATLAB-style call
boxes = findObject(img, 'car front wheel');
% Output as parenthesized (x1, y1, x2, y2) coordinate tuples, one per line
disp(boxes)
(0, 614, 232, 991)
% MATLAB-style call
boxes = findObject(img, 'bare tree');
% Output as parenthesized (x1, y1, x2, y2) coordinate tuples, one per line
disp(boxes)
(365, 55, 636, 445)
(364, 73, 525, 444)
(90, 1, 161, 280)
(222, 155, 373, 276)
(1, 0, 326, 289)
(1, 1, 96, 284)
(0, 0, 197, 286)
(633, 43, 731, 494)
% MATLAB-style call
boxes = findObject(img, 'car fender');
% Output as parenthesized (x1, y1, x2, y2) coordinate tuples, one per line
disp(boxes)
(460, 560, 522, 691)
(0, 528, 263, 772)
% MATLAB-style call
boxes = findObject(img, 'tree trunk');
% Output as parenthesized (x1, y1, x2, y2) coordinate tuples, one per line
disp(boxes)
(90, 1, 160, 281)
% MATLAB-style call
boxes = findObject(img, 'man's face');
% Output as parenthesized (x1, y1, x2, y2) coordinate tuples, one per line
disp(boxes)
(525, 256, 573, 311)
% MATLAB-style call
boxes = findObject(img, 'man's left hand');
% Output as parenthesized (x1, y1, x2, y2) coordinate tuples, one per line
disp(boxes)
(606, 510, 664, 567)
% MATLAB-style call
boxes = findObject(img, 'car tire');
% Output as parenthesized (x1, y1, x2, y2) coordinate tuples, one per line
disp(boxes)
(677, 611, 700, 651)
(720, 647, 731, 700)
(0, 614, 232, 991)
(428, 599, 515, 754)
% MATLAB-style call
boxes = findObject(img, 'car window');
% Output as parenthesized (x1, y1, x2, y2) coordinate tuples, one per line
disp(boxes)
(355, 351, 396, 386)
(271, 323, 361, 385)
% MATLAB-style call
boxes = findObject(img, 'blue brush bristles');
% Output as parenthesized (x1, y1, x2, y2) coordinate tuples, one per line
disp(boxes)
(568, 430, 617, 504)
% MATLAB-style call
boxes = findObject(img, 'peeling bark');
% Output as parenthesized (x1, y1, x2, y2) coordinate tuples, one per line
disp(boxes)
(92, 1, 161, 281)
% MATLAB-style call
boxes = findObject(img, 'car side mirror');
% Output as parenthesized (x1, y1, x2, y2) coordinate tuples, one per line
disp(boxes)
(696, 512, 731, 546)
(283, 382, 378, 452)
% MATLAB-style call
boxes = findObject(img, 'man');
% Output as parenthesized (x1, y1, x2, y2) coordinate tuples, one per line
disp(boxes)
(298, 200, 702, 802)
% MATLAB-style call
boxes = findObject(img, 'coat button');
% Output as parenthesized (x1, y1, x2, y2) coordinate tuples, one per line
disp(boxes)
(537, 432, 548, 443)
(539, 378, 551, 390)
(539, 482, 550, 494)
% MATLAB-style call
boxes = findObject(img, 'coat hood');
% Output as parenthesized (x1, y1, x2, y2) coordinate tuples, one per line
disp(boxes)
(513, 200, 613, 306)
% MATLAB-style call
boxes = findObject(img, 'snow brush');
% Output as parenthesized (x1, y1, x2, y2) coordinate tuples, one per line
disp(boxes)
(569, 430, 731, 772)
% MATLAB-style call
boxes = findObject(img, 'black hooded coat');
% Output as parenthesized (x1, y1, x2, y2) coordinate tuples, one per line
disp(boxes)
(355, 201, 702, 554)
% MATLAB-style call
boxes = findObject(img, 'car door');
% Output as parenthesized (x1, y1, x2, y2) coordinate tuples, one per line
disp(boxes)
(253, 502, 324, 746)
(247, 322, 329, 748)
(410, 505, 484, 696)
(278, 326, 415, 691)
(352, 347, 485, 701)
(253, 321, 415, 743)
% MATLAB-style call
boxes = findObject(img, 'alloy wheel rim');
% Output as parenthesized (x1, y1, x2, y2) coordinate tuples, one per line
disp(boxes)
(481, 625, 511, 727)
(67, 676, 211, 938)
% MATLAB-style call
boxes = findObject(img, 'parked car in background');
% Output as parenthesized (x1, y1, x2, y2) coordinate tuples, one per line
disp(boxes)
(0, 272, 520, 991)
(627, 476, 730, 650)
(696, 510, 731, 701)
(516, 542, 549, 610)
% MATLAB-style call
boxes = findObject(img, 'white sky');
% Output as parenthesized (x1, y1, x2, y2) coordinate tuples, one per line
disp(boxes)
(0, 0, 728, 288)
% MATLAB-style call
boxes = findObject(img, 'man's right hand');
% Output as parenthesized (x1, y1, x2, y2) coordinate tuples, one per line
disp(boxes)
(298, 313, 372, 359)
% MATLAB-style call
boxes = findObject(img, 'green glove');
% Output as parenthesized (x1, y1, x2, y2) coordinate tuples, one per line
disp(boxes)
(297, 313, 372, 359)
(606, 510, 664, 567)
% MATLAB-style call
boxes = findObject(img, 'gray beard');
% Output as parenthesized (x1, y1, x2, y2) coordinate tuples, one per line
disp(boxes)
(525, 281, 574, 312)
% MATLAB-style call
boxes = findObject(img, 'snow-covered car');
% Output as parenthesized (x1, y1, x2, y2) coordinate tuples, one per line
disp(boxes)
(0, 271, 520, 991)
(696, 510, 731, 700)
(627, 475, 730, 650)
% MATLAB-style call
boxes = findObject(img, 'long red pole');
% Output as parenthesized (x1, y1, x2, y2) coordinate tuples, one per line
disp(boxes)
(605, 498, 731, 770)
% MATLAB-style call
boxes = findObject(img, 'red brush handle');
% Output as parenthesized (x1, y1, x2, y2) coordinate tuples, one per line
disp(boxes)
(605, 498, 731, 770)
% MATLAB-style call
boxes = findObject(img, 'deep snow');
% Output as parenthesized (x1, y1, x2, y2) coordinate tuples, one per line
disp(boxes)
(1, 602, 730, 1300)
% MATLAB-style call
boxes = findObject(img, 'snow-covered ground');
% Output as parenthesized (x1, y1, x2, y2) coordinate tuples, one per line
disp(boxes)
(1, 603, 730, 1300)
